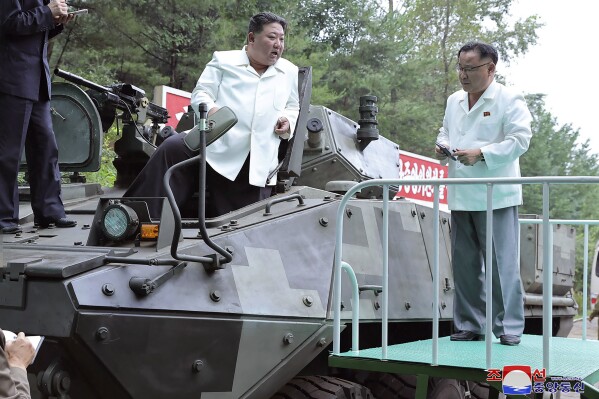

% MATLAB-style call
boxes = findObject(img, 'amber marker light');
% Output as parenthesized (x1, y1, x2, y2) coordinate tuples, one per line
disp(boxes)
(140, 224, 160, 240)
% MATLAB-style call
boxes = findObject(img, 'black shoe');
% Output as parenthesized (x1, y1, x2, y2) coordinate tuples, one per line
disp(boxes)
(450, 330, 483, 341)
(36, 217, 77, 228)
(499, 334, 521, 346)
(1, 225, 22, 234)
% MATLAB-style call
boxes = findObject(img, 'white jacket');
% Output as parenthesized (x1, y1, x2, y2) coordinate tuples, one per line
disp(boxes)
(191, 48, 300, 187)
(437, 81, 532, 211)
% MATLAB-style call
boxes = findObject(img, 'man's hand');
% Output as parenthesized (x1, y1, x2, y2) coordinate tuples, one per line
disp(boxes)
(54, 14, 77, 24)
(434, 145, 448, 160)
(454, 148, 484, 166)
(48, 0, 68, 19)
(274, 117, 290, 136)
(5, 332, 35, 370)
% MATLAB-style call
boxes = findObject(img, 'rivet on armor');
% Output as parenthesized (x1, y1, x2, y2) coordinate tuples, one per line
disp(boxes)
(95, 327, 109, 341)
(283, 333, 294, 345)
(102, 283, 115, 296)
(303, 296, 314, 307)
(210, 290, 221, 302)
(192, 360, 204, 373)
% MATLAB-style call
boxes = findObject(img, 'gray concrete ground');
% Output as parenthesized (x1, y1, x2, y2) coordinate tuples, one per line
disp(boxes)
(569, 317, 599, 341)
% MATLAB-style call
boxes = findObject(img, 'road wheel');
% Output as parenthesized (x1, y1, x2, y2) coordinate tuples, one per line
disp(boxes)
(426, 378, 465, 399)
(271, 375, 373, 399)
(362, 372, 417, 399)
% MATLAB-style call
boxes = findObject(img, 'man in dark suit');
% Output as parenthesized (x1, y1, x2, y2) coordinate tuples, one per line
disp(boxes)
(0, 0, 77, 234)
(0, 329, 34, 399)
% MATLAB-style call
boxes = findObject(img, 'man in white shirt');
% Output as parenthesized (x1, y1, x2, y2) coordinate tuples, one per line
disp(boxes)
(125, 12, 299, 217)
(435, 41, 532, 346)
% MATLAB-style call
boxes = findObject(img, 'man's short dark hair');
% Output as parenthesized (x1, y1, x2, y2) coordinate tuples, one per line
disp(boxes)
(458, 41, 499, 65)
(248, 12, 287, 34)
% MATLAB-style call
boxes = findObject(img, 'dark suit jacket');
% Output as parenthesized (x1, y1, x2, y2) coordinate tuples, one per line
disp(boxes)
(0, 329, 31, 399)
(0, 0, 63, 101)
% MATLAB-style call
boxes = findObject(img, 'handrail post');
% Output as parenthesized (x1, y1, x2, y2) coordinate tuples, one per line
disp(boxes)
(341, 261, 360, 352)
(333, 187, 355, 355)
(485, 183, 494, 369)
(382, 184, 390, 359)
(432, 184, 440, 366)
(542, 182, 552, 372)
(583, 224, 589, 340)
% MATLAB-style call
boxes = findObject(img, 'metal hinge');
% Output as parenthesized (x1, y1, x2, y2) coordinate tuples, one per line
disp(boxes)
(0, 257, 41, 308)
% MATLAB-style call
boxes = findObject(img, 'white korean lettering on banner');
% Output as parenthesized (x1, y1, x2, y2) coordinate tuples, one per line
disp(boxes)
(397, 151, 447, 205)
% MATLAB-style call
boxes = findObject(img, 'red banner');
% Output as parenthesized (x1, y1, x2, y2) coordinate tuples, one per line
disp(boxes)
(153, 85, 192, 128)
(396, 150, 448, 206)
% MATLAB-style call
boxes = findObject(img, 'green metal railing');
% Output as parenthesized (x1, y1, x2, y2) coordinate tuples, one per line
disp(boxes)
(332, 176, 599, 373)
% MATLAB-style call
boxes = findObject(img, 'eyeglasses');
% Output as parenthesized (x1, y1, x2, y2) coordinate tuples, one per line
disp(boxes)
(455, 62, 492, 73)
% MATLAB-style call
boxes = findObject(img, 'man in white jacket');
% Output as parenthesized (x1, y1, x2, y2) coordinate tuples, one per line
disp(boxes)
(125, 12, 299, 217)
(435, 41, 532, 346)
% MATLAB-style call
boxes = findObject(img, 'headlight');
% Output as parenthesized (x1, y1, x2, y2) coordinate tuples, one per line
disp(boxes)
(101, 204, 139, 241)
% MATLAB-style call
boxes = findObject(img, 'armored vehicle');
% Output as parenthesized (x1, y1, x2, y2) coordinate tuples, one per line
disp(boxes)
(0, 68, 577, 399)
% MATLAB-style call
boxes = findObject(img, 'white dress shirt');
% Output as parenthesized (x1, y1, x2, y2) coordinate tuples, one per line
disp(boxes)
(437, 80, 532, 211)
(190, 48, 300, 187)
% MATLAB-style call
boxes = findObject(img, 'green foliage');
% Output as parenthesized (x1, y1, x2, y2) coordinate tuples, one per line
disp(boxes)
(82, 127, 118, 187)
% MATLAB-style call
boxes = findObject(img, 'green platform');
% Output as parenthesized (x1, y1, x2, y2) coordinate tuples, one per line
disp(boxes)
(329, 334, 599, 398)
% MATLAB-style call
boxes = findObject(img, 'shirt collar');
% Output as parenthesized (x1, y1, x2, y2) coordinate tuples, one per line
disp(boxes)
(460, 79, 497, 100)
(239, 45, 286, 75)
(459, 79, 497, 112)
(481, 80, 498, 99)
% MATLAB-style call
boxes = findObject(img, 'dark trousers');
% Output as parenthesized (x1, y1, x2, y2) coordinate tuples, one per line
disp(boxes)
(124, 133, 272, 218)
(0, 93, 65, 227)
